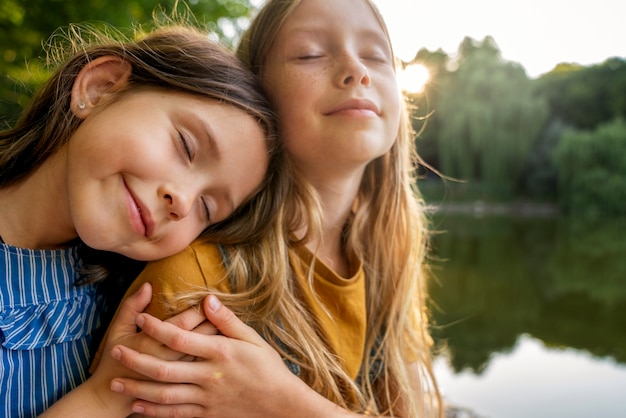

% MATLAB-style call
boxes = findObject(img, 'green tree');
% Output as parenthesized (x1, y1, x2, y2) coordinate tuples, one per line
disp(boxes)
(553, 118, 626, 216)
(435, 36, 549, 197)
(409, 47, 450, 174)
(0, 0, 254, 125)
(536, 58, 626, 130)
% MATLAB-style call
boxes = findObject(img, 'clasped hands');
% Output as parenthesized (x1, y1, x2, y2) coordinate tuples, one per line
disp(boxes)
(95, 283, 306, 418)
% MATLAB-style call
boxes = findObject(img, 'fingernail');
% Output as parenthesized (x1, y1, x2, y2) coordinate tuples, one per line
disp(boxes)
(136, 314, 145, 327)
(111, 346, 121, 360)
(110, 381, 124, 393)
(132, 405, 145, 414)
(208, 295, 221, 313)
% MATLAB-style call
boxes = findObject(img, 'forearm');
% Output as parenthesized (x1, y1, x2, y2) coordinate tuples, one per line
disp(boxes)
(38, 376, 132, 418)
(279, 388, 399, 418)
(272, 383, 362, 418)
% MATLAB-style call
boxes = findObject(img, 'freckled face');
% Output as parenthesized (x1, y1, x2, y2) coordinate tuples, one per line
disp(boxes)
(65, 88, 268, 260)
(262, 0, 401, 178)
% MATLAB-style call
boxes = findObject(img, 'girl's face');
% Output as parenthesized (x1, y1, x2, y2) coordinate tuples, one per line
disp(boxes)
(66, 88, 268, 260)
(262, 0, 400, 179)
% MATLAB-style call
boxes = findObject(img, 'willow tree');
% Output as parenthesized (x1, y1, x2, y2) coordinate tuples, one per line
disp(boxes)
(436, 36, 549, 196)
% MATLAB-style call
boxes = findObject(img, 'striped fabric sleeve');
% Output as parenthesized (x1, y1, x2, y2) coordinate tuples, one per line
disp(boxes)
(0, 244, 104, 418)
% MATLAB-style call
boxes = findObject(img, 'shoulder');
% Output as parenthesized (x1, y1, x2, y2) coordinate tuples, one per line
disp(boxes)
(146, 239, 224, 273)
(131, 240, 229, 316)
(140, 240, 226, 291)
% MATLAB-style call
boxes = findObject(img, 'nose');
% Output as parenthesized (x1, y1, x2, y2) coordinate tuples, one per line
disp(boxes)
(162, 187, 195, 221)
(336, 52, 371, 87)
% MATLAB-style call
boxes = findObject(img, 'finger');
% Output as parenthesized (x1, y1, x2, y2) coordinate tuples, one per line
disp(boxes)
(193, 321, 219, 336)
(130, 309, 215, 362)
(136, 313, 218, 357)
(110, 377, 204, 406)
(111, 344, 206, 383)
(130, 401, 205, 418)
(129, 333, 197, 363)
(110, 379, 206, 417)
(111, 283, 153, 336)
(163, 305, 206, 331)
(202, 295, 266, 345)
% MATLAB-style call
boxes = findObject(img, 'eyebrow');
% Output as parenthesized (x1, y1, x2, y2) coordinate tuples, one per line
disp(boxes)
(287, 26, 391, 52)
(201, 119, 222, 162)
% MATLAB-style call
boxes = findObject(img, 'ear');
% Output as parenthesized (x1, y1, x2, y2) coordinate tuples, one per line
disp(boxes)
(71, 55, 132, 119)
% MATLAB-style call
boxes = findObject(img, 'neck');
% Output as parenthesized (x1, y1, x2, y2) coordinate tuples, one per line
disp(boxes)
(305, 170, 363, 277)
(0, 150, 76, 249)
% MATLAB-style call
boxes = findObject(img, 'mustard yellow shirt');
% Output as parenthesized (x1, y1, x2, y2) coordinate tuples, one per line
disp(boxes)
(92, 240, 366, 380)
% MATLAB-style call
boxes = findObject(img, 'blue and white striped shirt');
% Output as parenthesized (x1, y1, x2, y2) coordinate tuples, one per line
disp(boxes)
(0, 243, 104, 418)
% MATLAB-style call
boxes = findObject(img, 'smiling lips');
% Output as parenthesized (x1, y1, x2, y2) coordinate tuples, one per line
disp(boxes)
(325, 98, 379, 116)
(136, 200, 155, 238)
(125, 180, 155, 238)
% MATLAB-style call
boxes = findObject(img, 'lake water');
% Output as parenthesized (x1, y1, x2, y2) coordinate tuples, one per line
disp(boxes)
(428, 212, 626, 418)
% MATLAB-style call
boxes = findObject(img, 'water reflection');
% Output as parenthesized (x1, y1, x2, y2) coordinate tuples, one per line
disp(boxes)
(434, 334, 626, 418)
(428, 213, 626, 415)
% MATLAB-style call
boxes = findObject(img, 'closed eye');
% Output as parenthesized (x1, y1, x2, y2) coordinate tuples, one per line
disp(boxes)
(298, 54, 323, 60)
(361, 49, 391, 64)
(363, 55, 389, 63)
(178, 131, 193, 161)
(201, 196, 211, 224)
(295, 48, 324, 60)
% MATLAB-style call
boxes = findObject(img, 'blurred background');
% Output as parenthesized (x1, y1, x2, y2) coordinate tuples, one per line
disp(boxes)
(2, 1, 625, 417)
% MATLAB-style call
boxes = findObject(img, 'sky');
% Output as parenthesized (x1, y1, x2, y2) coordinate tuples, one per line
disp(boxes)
(372, 0, 626, 78)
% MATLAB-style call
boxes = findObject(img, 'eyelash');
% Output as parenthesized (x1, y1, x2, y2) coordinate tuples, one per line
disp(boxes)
(297, 53, 387, 64)
(362, 50, 389, 63)
(298, 54, 322, 60)
(178, 131, 192, 161)
(177, 131, 211, 222)
(201, 196, 211, 223)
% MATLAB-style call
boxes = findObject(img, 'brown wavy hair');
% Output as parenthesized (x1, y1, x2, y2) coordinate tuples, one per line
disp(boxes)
(0, 19, 289, 283)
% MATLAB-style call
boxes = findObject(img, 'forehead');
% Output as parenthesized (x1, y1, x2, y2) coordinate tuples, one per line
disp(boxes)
(283, 0, 388, 42)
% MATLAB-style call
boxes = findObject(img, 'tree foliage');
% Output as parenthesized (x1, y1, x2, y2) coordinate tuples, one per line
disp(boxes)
(412, 36, 626, 205)
(553, 118, 626, 217)
(433, 36, 549, 196)
(0, 0, 254, 125)
(536, 58, 626, 130)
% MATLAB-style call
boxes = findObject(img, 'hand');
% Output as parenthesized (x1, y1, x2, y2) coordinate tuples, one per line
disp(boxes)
(109, 295, 326, 418)
(103, 283, 216, 366)
(94, 283, 216, 412)
(39, 282, 178, 417)
(40, 283, 220, 418)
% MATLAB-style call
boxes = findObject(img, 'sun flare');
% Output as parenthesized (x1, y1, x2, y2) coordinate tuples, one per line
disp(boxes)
(397, 63, 430, 94)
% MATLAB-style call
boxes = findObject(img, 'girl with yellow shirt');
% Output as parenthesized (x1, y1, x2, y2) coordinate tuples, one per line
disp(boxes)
(103, 0, 442, 416)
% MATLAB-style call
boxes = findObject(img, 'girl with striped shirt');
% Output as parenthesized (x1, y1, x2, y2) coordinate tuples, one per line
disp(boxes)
(0, 21, 288, 418)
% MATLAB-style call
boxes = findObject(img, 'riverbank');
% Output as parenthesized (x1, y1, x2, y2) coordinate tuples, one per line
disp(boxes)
(427, 200, 559, 218)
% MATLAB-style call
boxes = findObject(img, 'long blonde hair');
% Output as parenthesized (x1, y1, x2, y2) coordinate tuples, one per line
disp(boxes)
(194, 0, 440, 415)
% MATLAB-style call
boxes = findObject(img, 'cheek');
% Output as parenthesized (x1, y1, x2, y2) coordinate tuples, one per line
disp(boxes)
(385, 89, 402, 133)
(267, 67, 319, 109)
(271, 78, 319, 132)
(153, 226, 201, 259)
